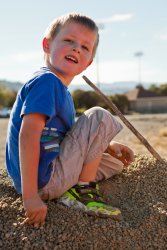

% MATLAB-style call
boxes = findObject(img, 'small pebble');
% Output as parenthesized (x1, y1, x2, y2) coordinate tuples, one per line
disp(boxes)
(0, 155, 167, 249)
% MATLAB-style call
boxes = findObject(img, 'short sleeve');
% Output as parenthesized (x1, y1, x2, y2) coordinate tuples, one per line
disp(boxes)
(21, 74, 59, 118)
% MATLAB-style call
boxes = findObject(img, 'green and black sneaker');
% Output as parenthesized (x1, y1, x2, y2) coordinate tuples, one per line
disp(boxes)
(58, 182, 122, 220)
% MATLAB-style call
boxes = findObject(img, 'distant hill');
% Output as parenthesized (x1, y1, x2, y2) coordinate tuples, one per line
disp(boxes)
(68, 81, 155, 95)
(0, 80, 23, 92)
(0, 79, 158, 96)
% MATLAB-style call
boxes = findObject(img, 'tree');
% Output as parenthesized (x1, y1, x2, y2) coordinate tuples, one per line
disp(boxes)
(0, 87, 17, 108)
(159, 83, 167, 96)
(72, 90, 101, 109)
(149, 84, 160, 94)
(109, 94, 129, 114)
(72, 89, 85, 109)
(149, 83, 167, 96)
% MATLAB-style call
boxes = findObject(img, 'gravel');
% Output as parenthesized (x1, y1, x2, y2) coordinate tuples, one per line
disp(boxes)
(0, 155, 167, 250)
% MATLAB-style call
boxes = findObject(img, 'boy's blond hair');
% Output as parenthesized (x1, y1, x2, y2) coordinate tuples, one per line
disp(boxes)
(44, 13, 99, 57)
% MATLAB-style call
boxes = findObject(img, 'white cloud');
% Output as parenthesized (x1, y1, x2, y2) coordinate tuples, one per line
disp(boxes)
(156, 34, 167, 41)
(154, 29, 167, 41)
(12, 52, 42, 63)
(72, 60, 167, 85)
(0, 52, 43, 82)
(1, 57, 166, 84)
(0, 52, 42, 66)
(72, 60, 137, 85)
(96, 13, 134, 25)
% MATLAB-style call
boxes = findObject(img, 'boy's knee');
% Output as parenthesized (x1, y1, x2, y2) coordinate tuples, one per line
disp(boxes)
(84, 106, 112, 122)
(84, 106, 122, 137)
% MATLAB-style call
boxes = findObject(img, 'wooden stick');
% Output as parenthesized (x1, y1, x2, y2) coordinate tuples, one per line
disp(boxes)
(82, 75, 163, 162)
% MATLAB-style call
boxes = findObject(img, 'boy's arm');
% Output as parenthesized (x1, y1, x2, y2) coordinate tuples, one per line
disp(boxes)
(19, 113, 47, 227)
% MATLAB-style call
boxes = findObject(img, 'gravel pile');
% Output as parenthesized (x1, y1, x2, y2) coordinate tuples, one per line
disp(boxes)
(0, 155, 167, 250)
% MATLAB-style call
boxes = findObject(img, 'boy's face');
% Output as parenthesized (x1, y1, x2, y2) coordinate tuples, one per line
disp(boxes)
(43, 21, 97, 85)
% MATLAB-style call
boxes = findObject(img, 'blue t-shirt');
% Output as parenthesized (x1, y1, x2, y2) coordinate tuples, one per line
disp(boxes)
(6, 67, 75, 193)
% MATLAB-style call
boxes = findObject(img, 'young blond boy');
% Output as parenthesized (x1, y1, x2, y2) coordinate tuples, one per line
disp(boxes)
(6, 13, 134, 227)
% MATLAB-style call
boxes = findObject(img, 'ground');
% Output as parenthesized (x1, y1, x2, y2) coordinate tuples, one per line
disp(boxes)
(0, 115, 167, 249)
(115, 113, 167, 160)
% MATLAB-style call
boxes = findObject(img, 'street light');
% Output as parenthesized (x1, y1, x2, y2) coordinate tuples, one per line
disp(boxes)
(96, 23, 104, 89)
(134, 51, 144, 85)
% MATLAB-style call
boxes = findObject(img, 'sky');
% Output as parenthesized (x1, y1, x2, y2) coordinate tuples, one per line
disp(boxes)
(1, 0, 167, 86)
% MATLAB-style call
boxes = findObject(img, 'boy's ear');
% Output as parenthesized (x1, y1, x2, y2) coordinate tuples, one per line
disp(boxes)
(42, 37, 50, 53)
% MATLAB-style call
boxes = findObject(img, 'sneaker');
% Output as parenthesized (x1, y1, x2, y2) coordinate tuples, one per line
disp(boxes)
(58, 182, 122, 220)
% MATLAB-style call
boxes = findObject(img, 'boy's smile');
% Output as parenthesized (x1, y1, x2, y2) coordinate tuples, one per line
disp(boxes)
(43, 22, 97, 85)
(65, 55, 78, 64)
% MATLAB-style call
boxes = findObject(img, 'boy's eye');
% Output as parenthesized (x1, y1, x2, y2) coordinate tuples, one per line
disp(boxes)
(64, 39, 73, 43)
(64, 39, 89, 51)
(82, 45, 89, 51)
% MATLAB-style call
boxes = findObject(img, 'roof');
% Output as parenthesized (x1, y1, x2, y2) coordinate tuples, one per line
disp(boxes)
(125, 86, 161, 101)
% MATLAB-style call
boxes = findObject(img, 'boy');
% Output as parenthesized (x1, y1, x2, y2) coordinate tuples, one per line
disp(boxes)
(6, 13, 134, 227)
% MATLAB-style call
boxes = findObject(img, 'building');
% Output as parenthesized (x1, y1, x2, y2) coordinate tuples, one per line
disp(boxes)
(125, 86, 167, 113)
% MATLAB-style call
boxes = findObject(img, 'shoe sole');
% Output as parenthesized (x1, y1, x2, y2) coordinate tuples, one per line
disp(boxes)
(86, 209, 122, 221)
(59, 197, 122, 221)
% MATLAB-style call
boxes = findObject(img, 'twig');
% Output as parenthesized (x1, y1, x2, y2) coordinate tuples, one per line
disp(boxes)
(82, 75, 163, 162)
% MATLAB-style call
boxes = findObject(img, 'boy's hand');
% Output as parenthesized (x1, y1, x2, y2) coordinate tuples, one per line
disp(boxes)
(106, 141, 134, 166)
(22, 193, 48, 227)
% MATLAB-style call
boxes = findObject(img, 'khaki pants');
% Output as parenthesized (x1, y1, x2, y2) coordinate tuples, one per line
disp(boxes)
(39, 107, 123, 200)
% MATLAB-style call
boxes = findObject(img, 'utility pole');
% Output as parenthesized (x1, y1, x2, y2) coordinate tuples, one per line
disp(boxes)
(96, 23, 104, 89)
(134, 51, 144, 84)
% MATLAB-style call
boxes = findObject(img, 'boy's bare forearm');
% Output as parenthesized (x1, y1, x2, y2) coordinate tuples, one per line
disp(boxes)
(19, 131, 40, 199)
(19, 113, 46, 199)
(19, 126, 48, 226)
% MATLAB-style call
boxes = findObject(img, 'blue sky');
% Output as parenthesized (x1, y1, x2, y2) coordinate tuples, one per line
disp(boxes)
(1, 0, 167, 86)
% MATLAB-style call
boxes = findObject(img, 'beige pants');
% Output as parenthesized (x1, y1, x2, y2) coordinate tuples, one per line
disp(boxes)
(39, 107, 123, 200)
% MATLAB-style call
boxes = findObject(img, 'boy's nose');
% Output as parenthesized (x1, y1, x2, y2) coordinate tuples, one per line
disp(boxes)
(72, 43, 81, 53)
